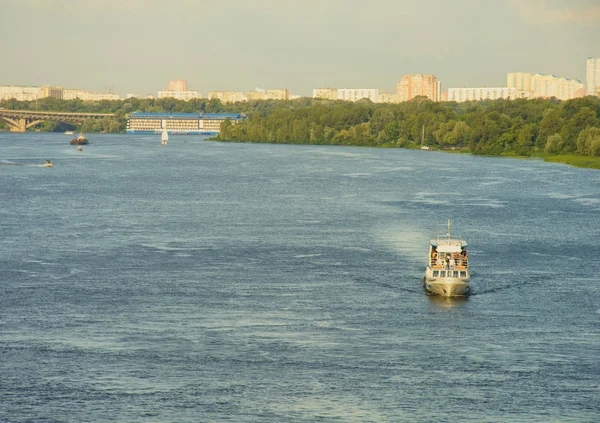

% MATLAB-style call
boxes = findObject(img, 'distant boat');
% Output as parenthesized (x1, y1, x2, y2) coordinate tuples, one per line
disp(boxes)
(70, 133, 88, 145)
(65, 131, 74, 135)
(43, 160, 53, 167)
(161, 129, 168, 145)
(77, 146, 83, 152)
(420, 124, 430, 150)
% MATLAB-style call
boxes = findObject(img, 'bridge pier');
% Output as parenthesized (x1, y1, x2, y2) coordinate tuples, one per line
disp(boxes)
(10, 118, 27, 132)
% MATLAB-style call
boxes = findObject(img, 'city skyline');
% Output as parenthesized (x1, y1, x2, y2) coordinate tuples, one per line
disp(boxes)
(1, 0, 599, 96)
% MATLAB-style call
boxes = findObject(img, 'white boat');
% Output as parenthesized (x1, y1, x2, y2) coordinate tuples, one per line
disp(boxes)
(423, 219, 470, 297)
(420, 124, 429, 150)
(43, 160, 53, 167)
(65, 131, 74, 135)
(161, 129, 168, 145)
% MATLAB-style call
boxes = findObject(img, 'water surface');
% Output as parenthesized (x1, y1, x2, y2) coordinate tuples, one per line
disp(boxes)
(1, 133, 599, 422)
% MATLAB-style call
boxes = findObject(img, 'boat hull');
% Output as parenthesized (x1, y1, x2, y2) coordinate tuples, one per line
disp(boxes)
(424, 277, 470, 297)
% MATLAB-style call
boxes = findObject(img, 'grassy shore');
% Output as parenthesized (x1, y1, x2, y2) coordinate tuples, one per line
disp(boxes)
(417, 147, 600, 170)
(541, 155, 600, 170)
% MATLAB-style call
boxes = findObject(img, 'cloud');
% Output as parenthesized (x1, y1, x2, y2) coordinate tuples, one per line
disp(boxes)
(513, 0, 600, 24)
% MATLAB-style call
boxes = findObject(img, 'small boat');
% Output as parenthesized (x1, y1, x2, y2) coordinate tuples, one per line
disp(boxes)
(77, 146, 83, 151)
(43, 160, 53, 167)
(420, 124, 429, 150)
(65, 131, 74, 135)
(161, 129, 168, 145)
(423, 219, 470, 297)
(70, 133, 88, 145)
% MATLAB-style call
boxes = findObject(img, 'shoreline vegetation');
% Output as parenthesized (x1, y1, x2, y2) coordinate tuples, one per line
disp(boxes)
(1, 95, 599, 170)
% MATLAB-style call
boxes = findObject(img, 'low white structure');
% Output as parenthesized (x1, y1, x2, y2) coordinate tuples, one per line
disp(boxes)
(63, 89, 120, 101)
(157, 90, 202, 101)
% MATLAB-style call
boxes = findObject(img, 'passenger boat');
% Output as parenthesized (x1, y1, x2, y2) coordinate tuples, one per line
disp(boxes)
(423, 219, 470, 297)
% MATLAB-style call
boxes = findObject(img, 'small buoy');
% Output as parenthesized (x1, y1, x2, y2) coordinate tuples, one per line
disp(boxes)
(77, 146, 83, 151)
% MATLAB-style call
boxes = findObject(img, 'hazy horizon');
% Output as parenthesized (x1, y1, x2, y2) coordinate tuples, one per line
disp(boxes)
(1, 0, 599, 97)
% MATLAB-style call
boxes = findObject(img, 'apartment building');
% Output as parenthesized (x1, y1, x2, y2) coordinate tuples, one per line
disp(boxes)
(246, 91, 266, 101)
(396, 74, 440, 102)
(39, 86, 63, 99)
(63, 89, 120, 101)
(168, 80, 188, 92)
(337, 88, 379, 102)
(208, 91, 245, 103)
(587, 57, 600, 96)
(0, 85, 40, 101)
(157, 90, 202, 101)
(312, 88, 338, 100)
(448, 87, 517, 102)
(267, 89, 290, 100)
(507, 72, 584, 100)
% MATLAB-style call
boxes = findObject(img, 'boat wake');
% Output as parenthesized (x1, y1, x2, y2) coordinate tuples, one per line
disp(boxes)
(0, 163, 48, 167)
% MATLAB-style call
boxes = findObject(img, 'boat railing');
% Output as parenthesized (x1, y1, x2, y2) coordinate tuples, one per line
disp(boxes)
(429, 257, 468, 269)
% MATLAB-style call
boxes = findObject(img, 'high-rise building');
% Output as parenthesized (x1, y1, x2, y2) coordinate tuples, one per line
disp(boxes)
(587, 57, 600, 96)
(396, 74, 440, 102)
(63, 89, 120, 101)
(168, 80, 188, 92)
(337, 88, 379, 102)
(508, 72, 584, 100)
(0, 85, 40, 101)
(39, 86, 63, 99)
(313, 88, 338, 100)
(158, 90, 201, 101)
(208, 91, 245, 103)
(267, 89, 290, 100)
(531, 74, 583, 100)
(448, 87, 518, 102)
(377, 92, 397, 103)
(507, 72, 532, 91)
(246, 91, 266, 101)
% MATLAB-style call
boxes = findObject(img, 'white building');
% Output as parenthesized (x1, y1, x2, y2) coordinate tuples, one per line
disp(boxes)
(587, 57, 600, 96)
(313, 88, 338, 100)
(507, 72, 584, 100)
(336, 88, 379, 102)
(208, 91, 245, 103)
(63, 89, 120, 101)
(530, 74, 583, 100)
(447, 87, 518, 102)
(267, 89, 290, 100)
(0, 85, 40, 101)
(157, 90, 202, 101)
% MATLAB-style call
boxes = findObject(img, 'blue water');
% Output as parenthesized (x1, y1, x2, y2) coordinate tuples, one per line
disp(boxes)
(1, 133, 599, 422)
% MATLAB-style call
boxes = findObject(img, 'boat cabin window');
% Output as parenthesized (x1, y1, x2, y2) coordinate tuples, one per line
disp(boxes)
(433, 271, 439, 277)
(453, 271, 459, 278)
(440, 271, 446, 277)
(460, 271, 467, 278)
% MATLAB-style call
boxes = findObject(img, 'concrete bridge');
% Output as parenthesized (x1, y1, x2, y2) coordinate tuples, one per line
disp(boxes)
(0, 109, 116, 132)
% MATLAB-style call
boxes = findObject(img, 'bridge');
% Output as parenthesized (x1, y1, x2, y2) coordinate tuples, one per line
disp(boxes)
(0, 109, 116, 132)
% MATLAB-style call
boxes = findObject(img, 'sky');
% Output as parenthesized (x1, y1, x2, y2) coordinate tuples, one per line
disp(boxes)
(0, 0, 599, 97)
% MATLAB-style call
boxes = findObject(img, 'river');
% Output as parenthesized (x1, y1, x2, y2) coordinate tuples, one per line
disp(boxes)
(1, 133, 599, 422)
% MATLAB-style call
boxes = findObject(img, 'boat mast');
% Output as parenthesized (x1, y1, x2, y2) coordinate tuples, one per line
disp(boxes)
(447, 218, 451, 241)
(421, 124, 425, 148)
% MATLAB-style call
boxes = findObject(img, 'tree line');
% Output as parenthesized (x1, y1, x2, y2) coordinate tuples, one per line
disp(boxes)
(216, 96, 600, 157)
(2, 95, 599, 156)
